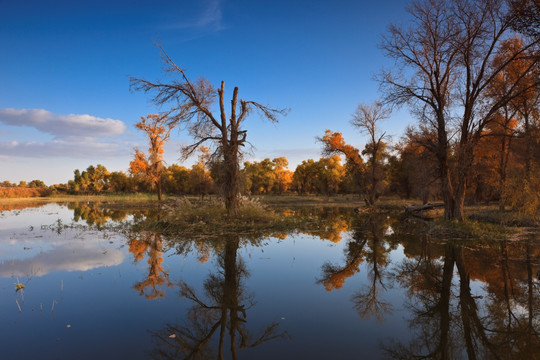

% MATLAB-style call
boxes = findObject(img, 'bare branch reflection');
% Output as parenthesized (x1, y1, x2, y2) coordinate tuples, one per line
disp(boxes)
(150, 236, 289, 360)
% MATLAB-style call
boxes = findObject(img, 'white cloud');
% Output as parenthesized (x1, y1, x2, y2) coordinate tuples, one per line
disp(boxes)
(0, 108, 126, 139)
(0, 139, 130, 158)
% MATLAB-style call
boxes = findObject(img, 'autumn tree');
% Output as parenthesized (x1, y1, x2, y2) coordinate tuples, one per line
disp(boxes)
(292, 159, 318, 194)
(69, 164, 109, 193)
(243, 158, 276, 194)
(129, 114, 173, 201)
(190, 146, 214, 199)
(292, 157, 345, 195)
(320, 130, 365, 194)
(319, 101, 390, 206)
(392, 127, 440, 203)
(380, 0, 540, 220)
(272, 157, 293, 194)
(243, 157, 293, 195)
(130, 45, 287, 214)
(108, 171, 133, 193)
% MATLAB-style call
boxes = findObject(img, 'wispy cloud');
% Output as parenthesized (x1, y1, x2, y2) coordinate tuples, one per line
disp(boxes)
(163, 0, 225, 32)
(0, 108, 126, 140)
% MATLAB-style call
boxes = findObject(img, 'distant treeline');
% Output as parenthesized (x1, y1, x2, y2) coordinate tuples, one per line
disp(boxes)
(2, 114, 538, 213)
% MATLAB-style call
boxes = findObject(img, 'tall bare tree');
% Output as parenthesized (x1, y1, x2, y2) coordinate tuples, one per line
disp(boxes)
(130, 45, 287, 214)
(351, 102, 391, 206)
(380, 0, 540, 220)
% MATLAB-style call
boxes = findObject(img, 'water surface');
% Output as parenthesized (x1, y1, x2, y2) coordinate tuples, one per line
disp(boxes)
(0, 202, 538, 359)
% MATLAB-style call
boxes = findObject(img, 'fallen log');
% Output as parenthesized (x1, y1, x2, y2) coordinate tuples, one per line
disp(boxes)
(405, 203, 444, 220)
(405, 203, 444, 213)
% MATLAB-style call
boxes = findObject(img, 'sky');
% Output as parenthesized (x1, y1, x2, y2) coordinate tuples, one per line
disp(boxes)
(0, 0, 413, 185)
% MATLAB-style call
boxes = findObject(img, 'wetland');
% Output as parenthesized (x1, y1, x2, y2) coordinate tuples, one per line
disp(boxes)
(0, 200, 539, 359)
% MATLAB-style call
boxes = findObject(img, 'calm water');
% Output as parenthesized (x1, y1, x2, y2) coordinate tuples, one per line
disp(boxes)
(0, 202, 539, 359)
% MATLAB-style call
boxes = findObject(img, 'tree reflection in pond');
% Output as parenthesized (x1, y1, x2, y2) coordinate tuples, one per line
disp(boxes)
(150, 235, 289, 360)
(128, 232, 173, 299)
(384, 233, 540, 359)
(319, 214, 396, 322)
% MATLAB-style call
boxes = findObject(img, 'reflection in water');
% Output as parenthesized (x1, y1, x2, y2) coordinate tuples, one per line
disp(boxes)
(150, 236, 288, 359)
(68, 201, 149, 227)
(319, 214, 395, 322)
(0, 243, 124, 277)
(296, 208, 353, 244)
(129, 232, 173, 299)
(384, 233, 540, 359)
(2, 202, 539, 359)
(0, 201, 47, 212)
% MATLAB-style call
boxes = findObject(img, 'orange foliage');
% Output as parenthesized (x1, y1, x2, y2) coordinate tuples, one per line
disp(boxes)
(309, 219, 349, 243)
(320, 130, 364, 168)
(322, 258, 364, 291)
(129, 232, 172, 299)
(130, 114, 173, 200)
(129, 151, 150, 177)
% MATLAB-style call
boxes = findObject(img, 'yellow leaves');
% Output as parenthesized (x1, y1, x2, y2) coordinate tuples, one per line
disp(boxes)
(132, 114, 173, 193)
(321, 130, 364, 168)
(129, 151, 150, 175)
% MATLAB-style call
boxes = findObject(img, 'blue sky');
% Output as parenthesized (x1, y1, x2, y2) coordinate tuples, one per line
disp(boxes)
(0, 0, 412, 184)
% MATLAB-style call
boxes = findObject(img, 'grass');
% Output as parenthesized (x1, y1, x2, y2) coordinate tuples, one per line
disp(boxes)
(256, 194, 422, 210)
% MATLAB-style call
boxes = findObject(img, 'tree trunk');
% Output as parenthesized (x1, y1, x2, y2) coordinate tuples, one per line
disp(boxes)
(452, 179, 466, 222)
(524, 114, 532, 181)
(156, 179, 162, 201)
(223, 144, 240, 215)
(439, 154, 456, 220)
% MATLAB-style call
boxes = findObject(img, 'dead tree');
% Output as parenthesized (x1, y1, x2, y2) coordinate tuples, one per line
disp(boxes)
(130, 44, 288, 214)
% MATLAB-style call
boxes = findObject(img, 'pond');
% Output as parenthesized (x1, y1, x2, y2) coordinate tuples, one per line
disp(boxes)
(0, 202, 539, 359)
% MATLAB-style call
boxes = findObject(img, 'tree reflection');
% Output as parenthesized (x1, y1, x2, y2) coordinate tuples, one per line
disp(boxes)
(69, 202, 128, 227)
(385, 234, 540, 359)
(150, 236, 288, 359)
(128, 232, 172, 299)
(318, 214, 395, 322)
(295, 208, 353, 243)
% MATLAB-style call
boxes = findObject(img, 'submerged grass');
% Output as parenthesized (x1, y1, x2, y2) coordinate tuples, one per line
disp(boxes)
(132, 197, 321, 239)
(425, 218, 518, 241)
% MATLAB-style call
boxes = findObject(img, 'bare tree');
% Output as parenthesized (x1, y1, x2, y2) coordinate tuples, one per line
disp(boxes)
(380, 0, 540, 220)
(130, 44, 288, 214)
(351, 102, 391, 206)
